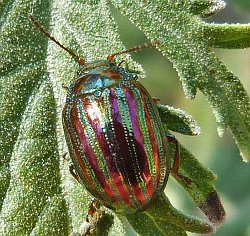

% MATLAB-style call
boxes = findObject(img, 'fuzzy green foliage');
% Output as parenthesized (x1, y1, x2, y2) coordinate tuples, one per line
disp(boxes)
(0, 0, 249, 235)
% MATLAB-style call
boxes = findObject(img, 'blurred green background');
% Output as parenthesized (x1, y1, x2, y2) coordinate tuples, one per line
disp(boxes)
(111, 1, 250, 235)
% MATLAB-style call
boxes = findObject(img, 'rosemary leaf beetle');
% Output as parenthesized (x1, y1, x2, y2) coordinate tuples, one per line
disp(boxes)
(29, 14, 188, 215)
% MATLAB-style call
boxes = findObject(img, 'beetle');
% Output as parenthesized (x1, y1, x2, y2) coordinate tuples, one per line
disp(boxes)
(29, 15, 190, 215)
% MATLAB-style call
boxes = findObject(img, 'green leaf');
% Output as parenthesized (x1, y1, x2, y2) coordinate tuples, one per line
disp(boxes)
(188, 0, 226, 18)
(0, 0, 69, 235)
(0, 0, 130, 235)
(125, 193, 216, 236)
(0, 0, 249, 235)
(167, 140, 225, 226)
(204, 23, 250, 48)
(152, 107, 224, 224)
(156, 104, 201, 136)
(0, 77, 68, 234)
(111, 0, 250, 161)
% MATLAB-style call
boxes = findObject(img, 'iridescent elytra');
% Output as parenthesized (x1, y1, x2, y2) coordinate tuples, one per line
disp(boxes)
(29, 14, 187, 214)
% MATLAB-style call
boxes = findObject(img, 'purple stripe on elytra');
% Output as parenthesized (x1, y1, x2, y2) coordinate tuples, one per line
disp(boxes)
(109, 88, 131, 177)
(82, 95, 131, 206)
(124, 87, 152, 182)
(110, 88, 138, 184)
(76, 99, 118, 201)
(110, 87, 146, 205)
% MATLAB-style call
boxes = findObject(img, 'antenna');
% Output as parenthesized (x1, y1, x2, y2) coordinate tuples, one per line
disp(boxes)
(107, 41, 160, 62)
(28, 14, 85, 65)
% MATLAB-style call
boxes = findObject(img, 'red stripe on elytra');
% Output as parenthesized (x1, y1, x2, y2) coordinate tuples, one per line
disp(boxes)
(74, 102, 118, 203)
(83, 96, 132, 207)
(110, 88, 146, 206)
(124, 87, 154, 199)
(65, 105, 103, 199)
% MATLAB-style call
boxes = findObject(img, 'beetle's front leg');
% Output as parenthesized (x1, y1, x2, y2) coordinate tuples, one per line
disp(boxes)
(82, 199, 103, 236)
(62, 152, 81, 183)
(152, 97, 160, 104)
(69, 163, 82, 183)
(166, 135, 192, 185)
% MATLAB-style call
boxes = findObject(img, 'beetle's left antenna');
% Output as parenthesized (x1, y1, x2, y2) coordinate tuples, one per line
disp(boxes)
(28, 14, 85, 65)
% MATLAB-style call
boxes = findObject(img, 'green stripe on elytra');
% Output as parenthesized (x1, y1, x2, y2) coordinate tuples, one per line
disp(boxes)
(64, 104, 108, 202)
(73, 101, 108, 200)
(130, 82, 158, 192)
(116, 86, 150, 206)
(78, 95, 124, 204)
(99, 89, 134, 208)
(77, 98, 120, 201)
(102, 88, 137, 209)
(63, 106, 97, 187)
(145, 97, 167, 189)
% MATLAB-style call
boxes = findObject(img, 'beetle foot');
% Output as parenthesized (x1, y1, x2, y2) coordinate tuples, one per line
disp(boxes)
(69, 163, 81, 183)
(62, 152, 70, 161)
(152, 97, 160, 104)
(83, 199, 104, 236)
(172, 172, 192, 185)
(166, 135, 192, 185)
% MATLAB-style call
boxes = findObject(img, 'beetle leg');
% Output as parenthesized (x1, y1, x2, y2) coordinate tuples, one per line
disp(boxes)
(152, 97, 160, 104)
(86, 199, 102, 222)
(62, 152, 70, 161)
(84, 199, 103, 236)
(63, 153, 80, 182)
(62, 153, 81, 182)
(167, 135, 192, 185)
(62, 83, 69, 91)
(69, 163, 81, 183)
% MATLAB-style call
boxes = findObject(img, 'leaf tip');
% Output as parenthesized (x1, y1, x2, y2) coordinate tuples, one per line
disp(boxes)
(199, 191, 226, 227)
(240, 151, 250, 163)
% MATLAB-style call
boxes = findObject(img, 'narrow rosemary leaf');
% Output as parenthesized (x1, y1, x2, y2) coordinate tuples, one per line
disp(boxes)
(204, 23, 250, 48)
(157, 104, 201, 136)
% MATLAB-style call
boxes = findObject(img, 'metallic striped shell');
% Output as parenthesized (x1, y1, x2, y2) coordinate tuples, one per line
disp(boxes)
(63, 61, 169, 213)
